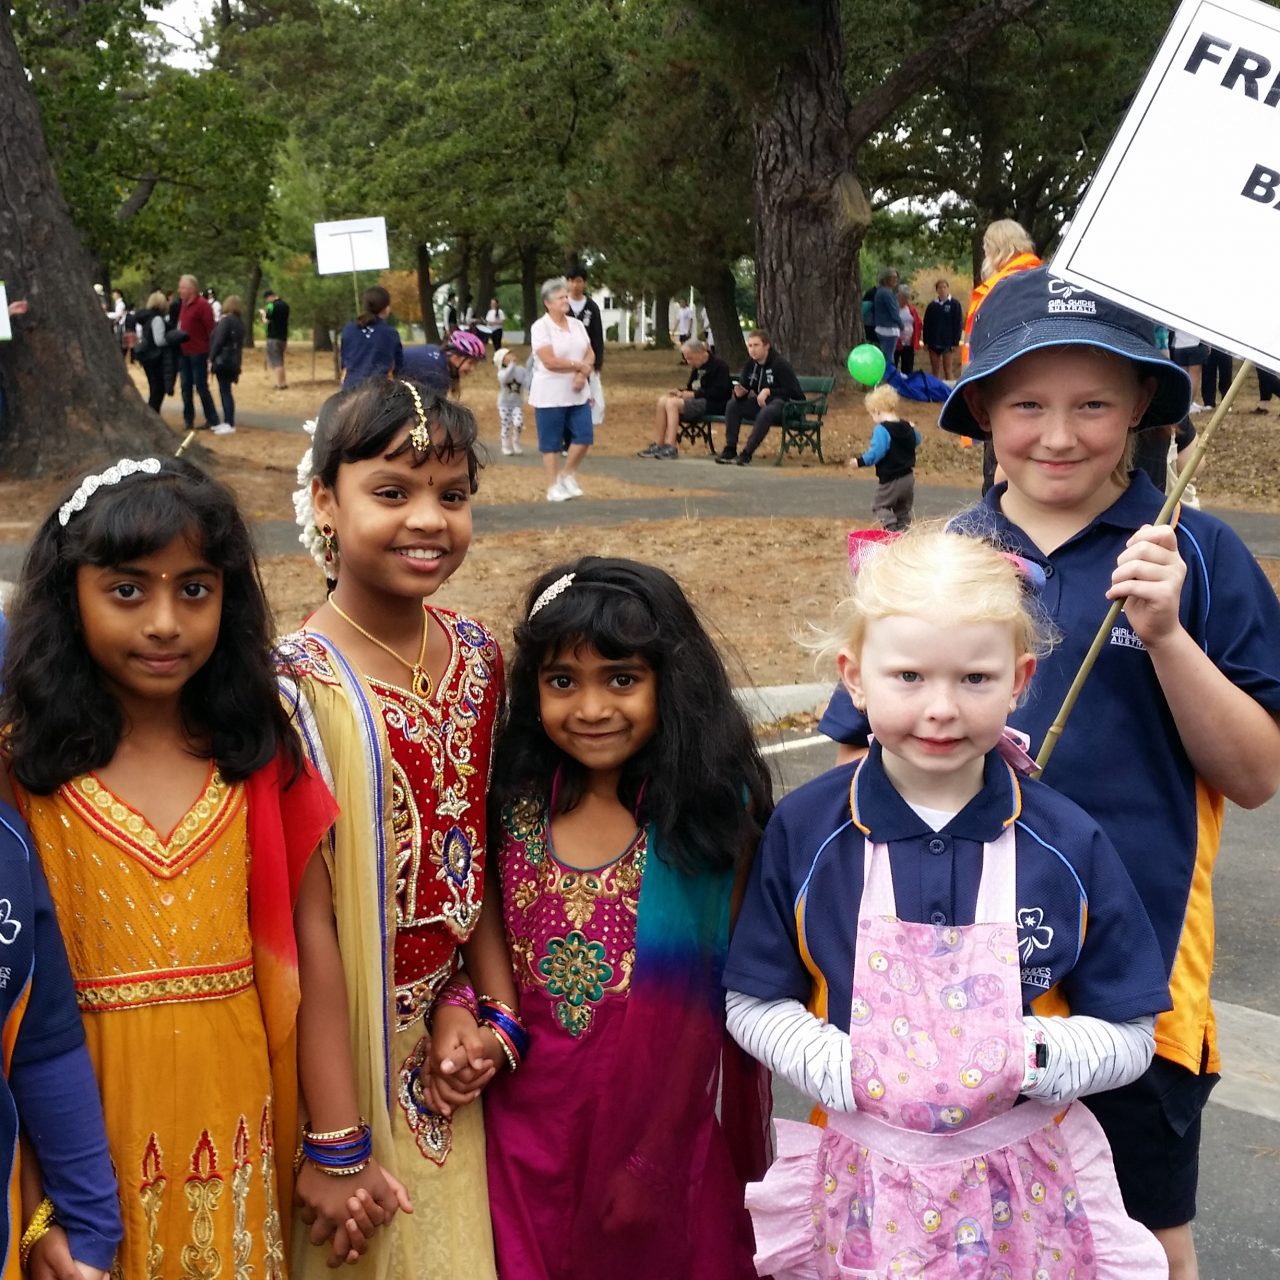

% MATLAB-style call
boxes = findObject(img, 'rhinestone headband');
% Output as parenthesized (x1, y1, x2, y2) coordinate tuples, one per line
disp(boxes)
(401, 381, 430, 452)
(58, 458, 163, 527)
(528, 572, 575, 618)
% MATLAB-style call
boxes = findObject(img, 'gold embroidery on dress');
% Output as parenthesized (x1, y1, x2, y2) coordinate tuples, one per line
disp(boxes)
(259, 1104, 284, 1280)
(181, 1130, 225, 1279)
(77, 958, 254, 1011)
(395, 953, 456, 1032)
(231, 1117, 253, 1280)
(140, 1133, 168, 1280)
(396, 1035, 453, 1165)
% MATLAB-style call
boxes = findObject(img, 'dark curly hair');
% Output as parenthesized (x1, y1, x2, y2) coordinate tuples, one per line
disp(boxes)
(491, 557, 773, 876)
(312, 377, 481, 493)
(1, 457, 302, 794)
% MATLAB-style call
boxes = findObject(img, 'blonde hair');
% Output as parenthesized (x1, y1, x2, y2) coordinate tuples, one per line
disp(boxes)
(817, 524, 1054, 668)
(981, 219, 1035, 278)
(146, 290, 167, 310)
(222, 295, 243, 316)
(863, 384, 899, 417)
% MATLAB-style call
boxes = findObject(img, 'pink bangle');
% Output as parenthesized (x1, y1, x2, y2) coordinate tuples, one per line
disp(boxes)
(433, 976, 478, 1021)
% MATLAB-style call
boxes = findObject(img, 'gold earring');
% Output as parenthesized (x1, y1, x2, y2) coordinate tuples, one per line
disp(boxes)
(320, 523, 338, 567)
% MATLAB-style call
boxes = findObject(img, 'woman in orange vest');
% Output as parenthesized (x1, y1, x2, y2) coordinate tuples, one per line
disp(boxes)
(963, 220, 1041, 485)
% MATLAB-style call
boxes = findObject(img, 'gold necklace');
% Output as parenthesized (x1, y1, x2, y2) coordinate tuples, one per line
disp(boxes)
(329, 600, 432, 700)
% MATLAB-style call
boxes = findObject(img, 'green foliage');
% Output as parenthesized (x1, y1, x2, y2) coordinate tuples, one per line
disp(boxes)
(851, 0, 1180, 260)
(13, 0, 277, 284)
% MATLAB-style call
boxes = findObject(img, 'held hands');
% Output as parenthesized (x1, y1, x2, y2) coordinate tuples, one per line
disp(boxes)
(295, 1159, 412, 1268)
(27, 1226, 108, 1280)
(422, 1004, 498, 1116)
(1105, 524, 1187, 649)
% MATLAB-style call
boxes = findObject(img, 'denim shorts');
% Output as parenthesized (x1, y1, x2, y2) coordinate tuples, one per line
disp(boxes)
(534, 402, 593, 453)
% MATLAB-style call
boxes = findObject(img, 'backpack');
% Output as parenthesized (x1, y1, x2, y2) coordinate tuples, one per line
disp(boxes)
(133, 315, 161, 363)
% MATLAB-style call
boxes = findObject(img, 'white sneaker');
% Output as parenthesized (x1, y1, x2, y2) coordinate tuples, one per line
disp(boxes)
(211, 423, 236, 435)
(559, 473, 583, 498)
(501, 442, 514, 456)
(1190, 401, 1207, 413)
(547, 479, 571, 502)
(511, 439, 524, 455)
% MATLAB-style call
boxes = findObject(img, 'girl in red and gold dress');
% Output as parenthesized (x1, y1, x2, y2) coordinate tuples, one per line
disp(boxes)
(278, 380, 510, 1279)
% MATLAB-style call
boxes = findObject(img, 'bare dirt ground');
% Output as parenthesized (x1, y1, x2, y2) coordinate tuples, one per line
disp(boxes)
(2, 347, 1277, 686)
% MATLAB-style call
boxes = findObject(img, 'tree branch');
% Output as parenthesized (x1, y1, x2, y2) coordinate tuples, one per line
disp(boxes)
(847, 0, 1047, 150)
(115, 173, 157, 222)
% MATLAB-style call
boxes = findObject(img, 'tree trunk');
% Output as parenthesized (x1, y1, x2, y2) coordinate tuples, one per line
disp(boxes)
(753, 0, 866, 377)
(456, 234, 472, 318)
(0, 7, 172, 476)
(416, 241, 440, 344)
(753, 0, 1046, 376)
(699, 266, 746, 368)
(474, 242, 496, 318)
(519, 242, 540, 339)
(312, 319, 333, 353)
(652, 291, 673, 349)
(243, 261, 261, 347)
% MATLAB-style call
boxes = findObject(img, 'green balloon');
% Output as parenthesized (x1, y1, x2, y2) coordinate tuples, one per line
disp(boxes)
(847, 343, 886, 386)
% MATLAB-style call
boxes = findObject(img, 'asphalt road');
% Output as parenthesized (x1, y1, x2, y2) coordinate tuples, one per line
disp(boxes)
(760, 732, 1280, 1280)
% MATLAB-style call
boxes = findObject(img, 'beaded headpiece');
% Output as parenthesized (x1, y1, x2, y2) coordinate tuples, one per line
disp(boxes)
(529, 573, 575, 618)
(401, 380, 430, 452)
(58, 458, 163, 527)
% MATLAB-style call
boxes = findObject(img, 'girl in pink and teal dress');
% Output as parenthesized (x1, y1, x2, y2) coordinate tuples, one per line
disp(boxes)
(484, 557, 774, 1280)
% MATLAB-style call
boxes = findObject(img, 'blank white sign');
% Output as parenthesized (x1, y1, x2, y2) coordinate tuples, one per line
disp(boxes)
(314, 218, 390, 276)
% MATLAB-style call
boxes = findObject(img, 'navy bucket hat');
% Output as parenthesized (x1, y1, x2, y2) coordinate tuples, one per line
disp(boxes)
(938, 268, 1193, 437)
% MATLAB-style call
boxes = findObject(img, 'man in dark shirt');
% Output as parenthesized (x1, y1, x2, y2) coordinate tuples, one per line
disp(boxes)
(638, 340, 732, 459)
(715, 329, 806, 466)
(922, 278, 964, 379)
(261, 290, 290, 389)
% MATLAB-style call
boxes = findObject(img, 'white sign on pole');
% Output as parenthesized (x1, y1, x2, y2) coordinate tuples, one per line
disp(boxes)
(314, 217, 390, 276)
(1050, 0, 1280, 371)
(0, 282, 10, 342)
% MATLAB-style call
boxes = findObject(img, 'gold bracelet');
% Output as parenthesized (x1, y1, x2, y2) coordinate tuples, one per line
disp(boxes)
(293, 1143, 305, 1175)
(314, 1159, 369, 1177)
(302, 1119, 365, 1142)
(19, 1197, 56, 1266)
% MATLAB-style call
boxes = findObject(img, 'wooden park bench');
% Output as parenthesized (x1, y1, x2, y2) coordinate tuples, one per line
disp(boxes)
(676, 375, 835, 465)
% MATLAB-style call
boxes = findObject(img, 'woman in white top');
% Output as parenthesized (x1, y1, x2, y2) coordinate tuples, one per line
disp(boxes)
(528, 276, 595, 502)
(484, 298, 505, 349)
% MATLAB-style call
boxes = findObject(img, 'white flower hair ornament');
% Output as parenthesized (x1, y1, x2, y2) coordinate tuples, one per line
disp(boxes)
(293, 417, 332, 577)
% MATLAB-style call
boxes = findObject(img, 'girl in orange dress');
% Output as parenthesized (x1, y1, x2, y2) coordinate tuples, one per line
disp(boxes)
(1, 457, 407, 1278)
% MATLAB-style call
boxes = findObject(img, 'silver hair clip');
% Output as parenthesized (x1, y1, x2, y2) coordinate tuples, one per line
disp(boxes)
(529, 572, 575, 618)
(401, 381, 430, 452)
(58, 458, 163, 527)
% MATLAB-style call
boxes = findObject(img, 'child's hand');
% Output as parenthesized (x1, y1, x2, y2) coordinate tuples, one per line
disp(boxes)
(27, 1225, 109, 1280)
(423, 1007, 497, 1115)
(1105, 524, 1186, 649)
(295, 1159, 410, 1265)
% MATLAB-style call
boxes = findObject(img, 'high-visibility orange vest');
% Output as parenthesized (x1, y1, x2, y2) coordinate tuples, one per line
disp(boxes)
(961, 253, 1042, 365)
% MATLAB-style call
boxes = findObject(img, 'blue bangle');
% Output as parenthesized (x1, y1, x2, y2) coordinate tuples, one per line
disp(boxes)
(480, 1006, 530, 1060)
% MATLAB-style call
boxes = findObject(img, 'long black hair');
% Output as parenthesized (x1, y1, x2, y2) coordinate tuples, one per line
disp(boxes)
(1, 457, 302, 794)
(312, 376, 481, 493)
(491, 557, 773, 876)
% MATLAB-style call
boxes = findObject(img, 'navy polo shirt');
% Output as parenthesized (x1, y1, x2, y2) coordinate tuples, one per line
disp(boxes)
(818, 474, 1280, 1069)
(725, 745, 1170, 1035)
(401, 344, 451, 393)
(340, 317, 404, 387)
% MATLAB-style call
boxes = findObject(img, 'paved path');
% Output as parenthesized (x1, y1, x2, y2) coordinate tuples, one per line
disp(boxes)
(6, 403, 1279, 575)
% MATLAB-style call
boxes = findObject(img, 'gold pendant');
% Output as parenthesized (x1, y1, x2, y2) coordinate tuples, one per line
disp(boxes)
(411, 667, 432, 700)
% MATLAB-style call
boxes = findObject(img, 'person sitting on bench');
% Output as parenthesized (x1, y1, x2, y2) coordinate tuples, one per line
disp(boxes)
(639, 340, 732, 458)
(716, 329, 805, 466)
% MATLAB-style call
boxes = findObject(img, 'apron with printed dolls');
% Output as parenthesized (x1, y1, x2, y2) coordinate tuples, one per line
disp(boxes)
(747, 798, 1167, 1280)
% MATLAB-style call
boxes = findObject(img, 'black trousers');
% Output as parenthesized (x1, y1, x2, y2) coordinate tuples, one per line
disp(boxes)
(895, 346, 915, 374)
(1258, 367, 1280, 402)
(723, 394, 788, 457)
(1202, 348, 1233, 406)
(141, 358, 167, 411)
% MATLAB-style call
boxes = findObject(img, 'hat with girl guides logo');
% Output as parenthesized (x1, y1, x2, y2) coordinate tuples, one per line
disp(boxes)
(938, 267, 1192, 438)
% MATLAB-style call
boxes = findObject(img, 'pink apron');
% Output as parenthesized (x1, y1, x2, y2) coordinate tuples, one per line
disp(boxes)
(748, 819, 1167, 1280)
